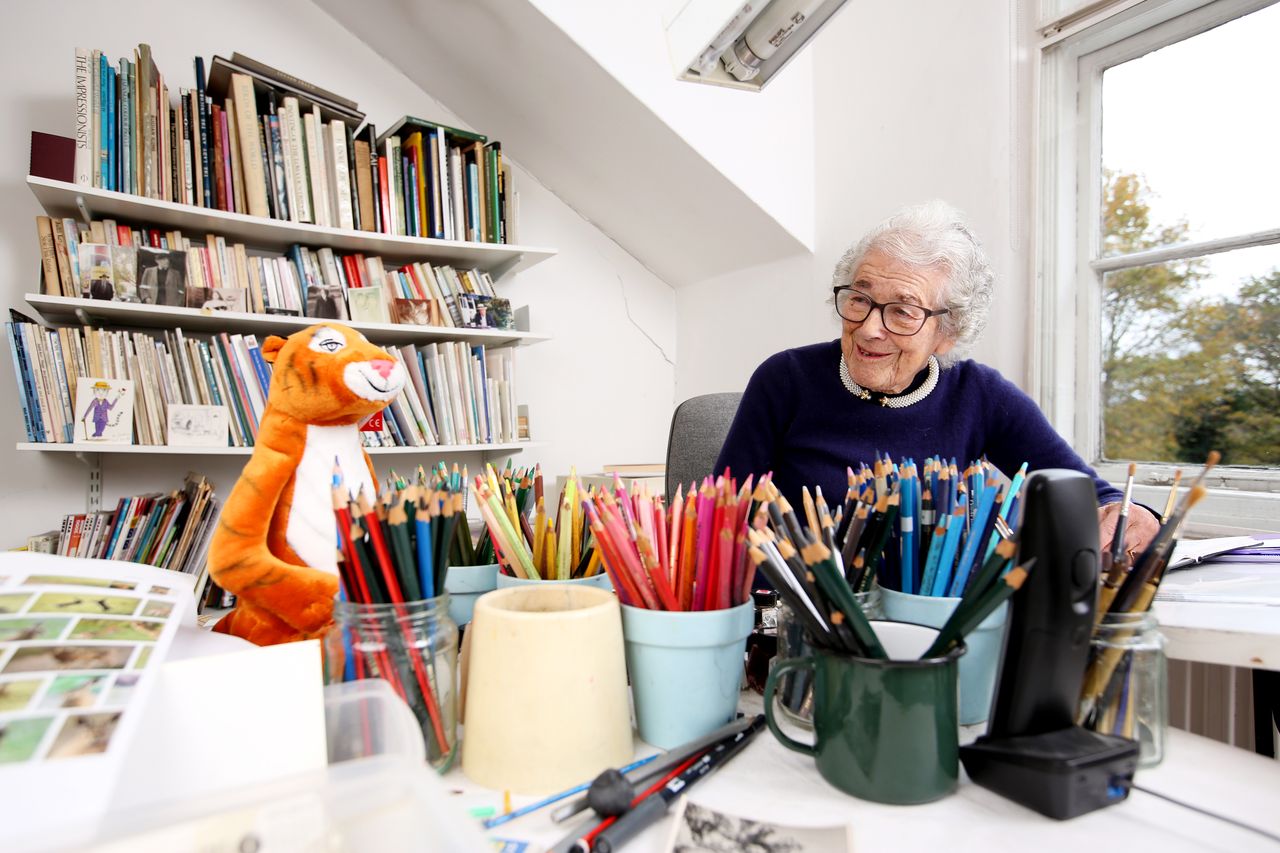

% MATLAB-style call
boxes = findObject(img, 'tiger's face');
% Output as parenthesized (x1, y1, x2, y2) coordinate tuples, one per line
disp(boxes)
(261, 324, 406, 425)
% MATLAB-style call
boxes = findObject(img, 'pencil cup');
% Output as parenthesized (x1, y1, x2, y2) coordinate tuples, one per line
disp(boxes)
(881, 587, 1008, 725)
(496, 571, 614, 591)
(621, 601, 755, 749)
(764, 621, 964, 805)
(443, 563, 499, 626)
(324, 595, 458, 771)
(462, 586, 632, 794)
(775, 585, 883, 729)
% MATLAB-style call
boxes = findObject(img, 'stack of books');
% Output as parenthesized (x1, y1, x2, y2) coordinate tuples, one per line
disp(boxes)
(50, 472, 220, 603)
(73, 47, 512, 243)
(35, 213, 508, 329)
(6, 316, 521, 449)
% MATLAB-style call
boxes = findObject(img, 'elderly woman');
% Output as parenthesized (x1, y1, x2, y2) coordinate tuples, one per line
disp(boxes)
(715, 201, 1159, 558)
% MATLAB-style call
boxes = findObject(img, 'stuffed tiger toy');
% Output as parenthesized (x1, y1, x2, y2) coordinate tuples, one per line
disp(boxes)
(210, 323, 405, 646)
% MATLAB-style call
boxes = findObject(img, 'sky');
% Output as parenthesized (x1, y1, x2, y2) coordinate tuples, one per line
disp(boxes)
(1101, 1, 1280, 299)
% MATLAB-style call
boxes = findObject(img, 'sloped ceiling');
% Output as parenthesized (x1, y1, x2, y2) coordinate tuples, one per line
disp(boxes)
(314, 0, 811, 289)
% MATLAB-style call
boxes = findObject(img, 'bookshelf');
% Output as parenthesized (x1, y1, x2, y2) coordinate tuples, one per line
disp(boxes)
(22, 294, 548, 348)
(18, 441, 544, 457)
(28, 176, 557, 278)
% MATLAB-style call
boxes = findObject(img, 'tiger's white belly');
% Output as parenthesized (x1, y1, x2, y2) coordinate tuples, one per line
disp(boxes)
(285, 423, 375, 576)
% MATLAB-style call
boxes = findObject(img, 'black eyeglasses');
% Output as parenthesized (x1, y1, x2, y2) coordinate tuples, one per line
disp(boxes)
(832, 287, 950, 336)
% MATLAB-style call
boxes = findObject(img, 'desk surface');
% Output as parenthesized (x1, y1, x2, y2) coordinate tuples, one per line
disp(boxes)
(452, 693, 1280, 853)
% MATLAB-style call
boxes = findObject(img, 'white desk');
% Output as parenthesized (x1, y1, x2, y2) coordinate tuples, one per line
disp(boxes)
(455, 695, 1280, 853)
(1154, 600, 1279, 670)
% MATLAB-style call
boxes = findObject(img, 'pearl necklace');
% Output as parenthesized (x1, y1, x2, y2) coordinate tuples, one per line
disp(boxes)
(839, 354, 940, 408)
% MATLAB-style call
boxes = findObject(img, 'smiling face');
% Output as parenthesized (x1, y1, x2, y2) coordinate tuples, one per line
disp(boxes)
(840, 249, 956, 394)
(261, 324, 406, 425)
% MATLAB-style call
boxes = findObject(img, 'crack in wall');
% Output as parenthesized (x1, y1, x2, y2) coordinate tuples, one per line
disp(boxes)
(616, 274, 675, 369)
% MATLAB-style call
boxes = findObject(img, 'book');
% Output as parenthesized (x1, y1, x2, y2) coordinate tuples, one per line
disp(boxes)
(230, 73, 270, 218)
(229, 52, 359, 111)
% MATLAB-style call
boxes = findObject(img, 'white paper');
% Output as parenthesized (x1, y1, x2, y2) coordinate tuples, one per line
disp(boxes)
(0, 554, 192, 850)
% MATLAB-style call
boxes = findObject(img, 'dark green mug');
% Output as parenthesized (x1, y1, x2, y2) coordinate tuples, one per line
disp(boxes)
(764, 620, 965, 805)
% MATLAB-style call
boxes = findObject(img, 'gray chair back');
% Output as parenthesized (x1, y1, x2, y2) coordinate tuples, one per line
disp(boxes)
(664, 392, 743, 502)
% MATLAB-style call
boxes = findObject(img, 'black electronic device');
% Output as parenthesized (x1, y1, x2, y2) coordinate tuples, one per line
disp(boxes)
(961, 469, 1140, 820)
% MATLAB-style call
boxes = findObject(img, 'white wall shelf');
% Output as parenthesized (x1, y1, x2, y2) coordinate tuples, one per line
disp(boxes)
(23, 294, 549, 348)
(28, 175, 558, 279)
(17, 441, 544, 457)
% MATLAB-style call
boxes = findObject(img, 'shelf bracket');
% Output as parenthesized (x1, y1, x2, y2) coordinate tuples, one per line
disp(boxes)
(75, 194, 93, 224)
(74, 308, 100, 328)
(74, 451, 103, 513)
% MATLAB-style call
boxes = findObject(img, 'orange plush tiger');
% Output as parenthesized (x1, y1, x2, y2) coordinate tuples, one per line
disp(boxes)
(210, 323, 405, 646)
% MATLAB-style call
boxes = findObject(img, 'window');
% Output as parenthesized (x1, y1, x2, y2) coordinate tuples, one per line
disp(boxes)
(1035, 0, 1280, 533)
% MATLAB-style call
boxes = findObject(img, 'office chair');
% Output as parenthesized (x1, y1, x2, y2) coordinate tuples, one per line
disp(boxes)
(664, 392, 743, 503)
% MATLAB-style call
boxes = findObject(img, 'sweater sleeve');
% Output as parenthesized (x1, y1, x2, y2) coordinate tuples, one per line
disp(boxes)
(713, 351, 797, 482)
(979, 367, 1122, 505)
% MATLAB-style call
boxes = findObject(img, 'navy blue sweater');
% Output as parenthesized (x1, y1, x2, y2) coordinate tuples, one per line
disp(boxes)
(713, 340, 1120, 510)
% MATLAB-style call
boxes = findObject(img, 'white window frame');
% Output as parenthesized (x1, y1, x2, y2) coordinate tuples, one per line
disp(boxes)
(1033, 0, 1280, 535)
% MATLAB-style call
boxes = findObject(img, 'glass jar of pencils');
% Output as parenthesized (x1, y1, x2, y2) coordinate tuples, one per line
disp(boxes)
(774, 585, 883, 728)
(325, 595, 459, 771)
(1079, 611, 1167, 768)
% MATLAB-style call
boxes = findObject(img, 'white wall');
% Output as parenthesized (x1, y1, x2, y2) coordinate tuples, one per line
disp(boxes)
(0, 0, 676, 546)
(530, 0, 816, 250)
(676, 0, 1032, 400)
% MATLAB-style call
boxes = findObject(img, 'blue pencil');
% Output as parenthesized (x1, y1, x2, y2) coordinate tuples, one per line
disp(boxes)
(900, 470, 916, 594)
(930, 496, 968, 597)
(948, 476, 999, 597)
(918, 513, 949, 596)
(416, 513, 435, 599)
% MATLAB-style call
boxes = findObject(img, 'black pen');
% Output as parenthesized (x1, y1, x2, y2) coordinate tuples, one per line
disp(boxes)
(585, 716, 765, 853)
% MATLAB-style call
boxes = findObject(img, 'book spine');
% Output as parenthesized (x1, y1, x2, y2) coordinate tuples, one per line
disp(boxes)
(230, 74, 270, 218)
(5, 322, 39, 442)
(194, 57, 213, 208)
(302, 111, 329, 227)
(222, 98, 241, 212)
(75, 48, 92, 186)
(105, 63, 116, 192)
(366, 124, 382, 234)
(283, 98, 310, 223)
(36, 216, 62, 296)
(118, 58, 131, 197)
(331, 121, 354, 231)
(210, 105, 227, 210)
(268, 115, 290, 222)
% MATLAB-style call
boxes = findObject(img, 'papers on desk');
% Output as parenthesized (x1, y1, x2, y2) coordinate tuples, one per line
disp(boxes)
(0, 554, 192, 850)
(1157, 535, 1280, 605)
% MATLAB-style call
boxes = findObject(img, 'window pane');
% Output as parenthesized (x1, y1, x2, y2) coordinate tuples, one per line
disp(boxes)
(1102, 244, 1280, 466)
(1100, 4, 1280, 257)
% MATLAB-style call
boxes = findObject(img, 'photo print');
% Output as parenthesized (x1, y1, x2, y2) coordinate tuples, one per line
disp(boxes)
(136, 247, 187, 307)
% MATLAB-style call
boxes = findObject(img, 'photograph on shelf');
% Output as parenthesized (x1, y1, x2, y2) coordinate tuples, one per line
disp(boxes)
(489, 297, 514, 330)
(393, 297, 441, 326)
(77, 243, 114, 301)
(306, 278, 349, 321)
(73, 378, 133, 445)
(136, 247, 187, 307)
(109, 245, 138, 302)
(185, 286, 248, 312)
(166, 404, 230, 447)
(347, 285, 390, 323)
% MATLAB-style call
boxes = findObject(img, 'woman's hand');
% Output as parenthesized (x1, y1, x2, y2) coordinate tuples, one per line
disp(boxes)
(1097, 503, 1162, 561)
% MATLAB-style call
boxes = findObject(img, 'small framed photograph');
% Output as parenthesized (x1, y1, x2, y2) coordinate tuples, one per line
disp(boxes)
(186, 286, 248, 312)
(393, 298, 442, 326)
(348, 285, 391, 323)
(167, 404, 230, 447)
(74, 378, 133, 444)
(110, 245, 138, 302)
(136, 247, 188, 307)
(78, 243, 115, 301)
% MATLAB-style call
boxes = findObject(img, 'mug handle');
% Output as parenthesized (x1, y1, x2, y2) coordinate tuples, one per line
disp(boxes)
(764, 656, 817, 757)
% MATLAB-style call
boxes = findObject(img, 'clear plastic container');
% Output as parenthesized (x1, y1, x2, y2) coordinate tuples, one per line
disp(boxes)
(1079, 610, 1167, 767)
(774, 584, 884, 728)
(324, 595, 459, 771)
